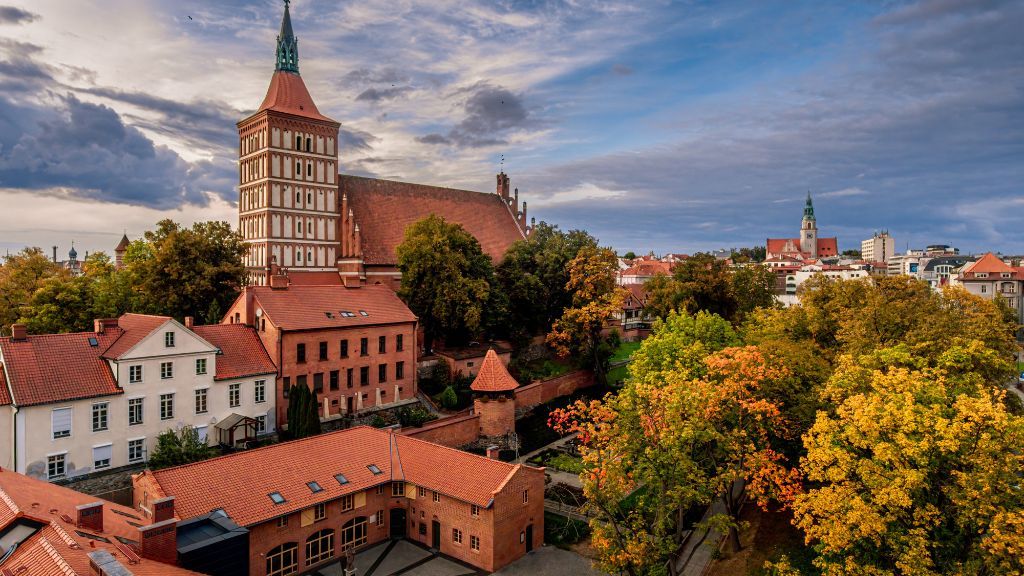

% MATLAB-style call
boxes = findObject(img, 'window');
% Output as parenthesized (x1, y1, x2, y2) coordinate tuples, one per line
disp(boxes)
(129, 365, 142, 383)
(313, 503, 326, 522)
(160, 393, 174, 420)
(164, 331, 175, 347)
(523, 489, 529, 504)
(297, 343, 306, 363)
(396, 362, 404, 380)
(47, 454, 66, 480)
(470, 535, 480, 551)
(283, 376, 291, 396)
(305, 529, 334, 566)
(195, 358, 207, 375)
(340, 340, 349, 358)
(306, 137, 312, 152)
(376, 509, 384, 526)
(92, 403, 108, 432)
(347, 368, 353, 388)
(392, 482, 405, 497)
(266, 542, 298, 576)
(330, 370, 339, 391)
(229, 383, 241, 408)
(277, 516, 288, 528)
(378, 364, 387, 383)
(128, 398, 143, 426)
(378, 336, 386, 353)
(296, 161, 301, 177)
(418, 487, 427, 498)
(977, 273, 989, 278)
(341, 517, 368, 548)
(375, 485, 385, 495)
(418, 522, 426, 536)
(452, 528, 463, 544)
(52, 408, 72, 439)
(360, 338, 368, 356)
(269, 492, 286, 504)
(340, 494, 354, 512)
(195, 389, 208, 414)
(256, 415, 267, 434)
(471, 504, 480, 518)
(335, 473, 349, 485)
(296, 135, 302, 149)
(319, 341, 328, 361)
(93, 444, 112, 470)
(433, 491, 440, 503)
(160, 361, 173, 379)
(982, 285, 988, 294)
(128, 438, 145, 463)
(368, 464, 382, 475)
(396, 334, 403, 352)
(313, 373, 323, 394)
(360, 367, 369, 386)
(255, 380, 266, 404)
(307, 164, 312, 177)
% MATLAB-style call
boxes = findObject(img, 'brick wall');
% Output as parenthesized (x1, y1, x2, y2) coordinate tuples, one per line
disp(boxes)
(475, 396, 515, 437)
(513, 370, 595, 411)
(401, 414, 480, 447)
(489, 465, 546, 571)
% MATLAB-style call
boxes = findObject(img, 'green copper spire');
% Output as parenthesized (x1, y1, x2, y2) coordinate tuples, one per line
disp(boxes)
(803, 191, 815, 220)
(275, 0, 299, 74)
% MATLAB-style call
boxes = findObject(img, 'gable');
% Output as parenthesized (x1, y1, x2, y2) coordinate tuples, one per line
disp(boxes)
(116, 319, 217, 360)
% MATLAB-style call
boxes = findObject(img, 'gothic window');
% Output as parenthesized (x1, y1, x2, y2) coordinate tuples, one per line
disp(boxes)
(266, 542, 298, 576)
(296, 135, 301, 150)
(306, 137, 312, 152)
(307, 192, 312, 204)
(296, 161, 301, 176)
(296, 191, 301, 204)
(307, 163, 313, 177)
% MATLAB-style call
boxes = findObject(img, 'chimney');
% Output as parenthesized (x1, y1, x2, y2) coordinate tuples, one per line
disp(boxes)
(10, 324, 27, 342)
(138, 518, 177, 565)
(93, 318, 118, 334)
(152, 496, 176, 523)
(270, 274, 290, 290)
(486, 446, 500, 460)
(76, 501, 104, 532)
(184, 316, 194, 330)
(520, 201, 528, 228)
(52, 246, 57, 263)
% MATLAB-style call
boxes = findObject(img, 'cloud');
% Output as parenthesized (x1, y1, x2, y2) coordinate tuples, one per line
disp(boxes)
(0, 6, 37, 25)
(355, 86, 413, 102)
(820, 187, 869, 199)
(417, 83, 531, 147)
(531, 182, 627, 206)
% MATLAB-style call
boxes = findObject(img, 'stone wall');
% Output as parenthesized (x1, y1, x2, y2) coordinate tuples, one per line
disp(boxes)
(513, 370, 595, 411)
(401, 413, 481, 447)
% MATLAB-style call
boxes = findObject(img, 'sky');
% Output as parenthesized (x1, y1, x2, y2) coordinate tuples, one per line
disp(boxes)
(0, 0, 1021, 258)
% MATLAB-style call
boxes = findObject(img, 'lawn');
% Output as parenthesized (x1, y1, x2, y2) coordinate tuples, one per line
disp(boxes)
(528, 449, 585, 474)
(606, 364, 629, 386)
(708, 507, 819, 576)
(610, 341, 642, 364)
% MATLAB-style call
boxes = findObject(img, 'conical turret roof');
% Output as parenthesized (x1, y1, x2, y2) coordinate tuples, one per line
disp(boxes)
(470, 349, 519, 392)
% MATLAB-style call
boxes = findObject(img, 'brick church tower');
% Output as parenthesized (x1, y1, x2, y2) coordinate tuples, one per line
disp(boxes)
(238, 0, 342, 285)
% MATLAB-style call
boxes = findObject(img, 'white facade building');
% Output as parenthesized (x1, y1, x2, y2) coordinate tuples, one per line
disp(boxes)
(0, 314, 277, 482)
(861, 232, 895, 263)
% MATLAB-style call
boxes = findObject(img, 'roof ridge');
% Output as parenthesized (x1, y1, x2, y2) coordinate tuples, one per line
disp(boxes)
(39, 535, 79, 576)
(396, 431, 516, 471)
(0, 485, 20, 515)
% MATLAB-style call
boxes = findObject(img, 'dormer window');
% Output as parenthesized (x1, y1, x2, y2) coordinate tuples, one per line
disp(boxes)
(164, 331, 175, 347)
(976, 273, 988, 278)
(269, 492, 286, 504)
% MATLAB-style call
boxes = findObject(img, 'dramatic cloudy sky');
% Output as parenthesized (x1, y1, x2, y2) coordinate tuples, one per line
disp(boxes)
(0, 0, 1021, 257)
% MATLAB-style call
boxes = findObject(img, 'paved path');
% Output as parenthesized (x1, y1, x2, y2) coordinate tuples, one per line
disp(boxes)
(492, 546, 608, 576)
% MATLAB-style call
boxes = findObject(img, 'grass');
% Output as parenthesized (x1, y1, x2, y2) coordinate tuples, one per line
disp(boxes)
(544, 511, 590, 547)
(606, 364, 629, 386)
(610, 341, 642, 364)
(545, 452, 585, 474)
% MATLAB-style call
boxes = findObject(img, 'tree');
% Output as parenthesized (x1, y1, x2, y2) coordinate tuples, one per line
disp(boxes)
(147, 425, 218, 470)
(0, 247, 62, 335)
(546, 246, 628, 386)
(642, 253, 776, 324)
(794, 345, 1024, 575)
(731, 264, 777, 322)
(285, 384, 322, 440)
(550, 343, 801, 575)
(397, 215, 494, 351)
(495, 222, 598, 345)
(124, 219, 246, 322)
(19, 253, 131, 334)
(840, 249, 862, 259)
(623, 251, 637, 260)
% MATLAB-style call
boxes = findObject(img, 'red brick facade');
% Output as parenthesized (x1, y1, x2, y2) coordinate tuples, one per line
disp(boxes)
(475, 395, 516, 437)
(513, 370, 595, 411)
(402, 413, 482, 447)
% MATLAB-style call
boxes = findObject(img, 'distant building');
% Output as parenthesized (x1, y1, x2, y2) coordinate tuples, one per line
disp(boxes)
(115, 233, 130, 268)
(617, 260, 672, 285)
(920, 255, 975, 289)
(766, 193, 839, 260)
(953, 253, 1023, 331)
(861, 231, 895, 264)
(133, 426, 545, 574)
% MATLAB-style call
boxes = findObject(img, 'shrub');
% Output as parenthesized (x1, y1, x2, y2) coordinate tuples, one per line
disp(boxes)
(396, 406, 437, 428)
(148, 425, 218, 470)
(437, 386, 459, 409)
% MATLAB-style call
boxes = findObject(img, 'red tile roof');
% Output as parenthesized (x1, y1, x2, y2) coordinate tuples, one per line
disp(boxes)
(0, 330, 122, 407)
(342, 175, 526, 265)
(961, 252, 1014, 277)
(621, 261, 672, 277)
(254, 70, 338, 124)
(248, 284, 416, 331)
(470, 349, 519, 392)
(0, 468, 199, 575)
(766, 237, 839, 258)
(0, 365, 11, 406)
(622, 284, 648, 309)
(192, 324, 277, 380)
(148, 426, 521, 527)
(285, 271, 344, 286)
(101, 313, 171, 359)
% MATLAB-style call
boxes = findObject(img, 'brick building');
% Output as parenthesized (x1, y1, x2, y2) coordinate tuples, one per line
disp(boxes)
(766, 193, 839, 260)
(470, 349, 520, 437)
(0, 466, 200, 574)
(223, 282, 417, 428)
(239, 2, 529, 288)
(133, 426, 545, 575)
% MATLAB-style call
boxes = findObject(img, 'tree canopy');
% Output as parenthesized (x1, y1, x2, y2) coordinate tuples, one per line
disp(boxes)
(147, 425, 218, 470)
(643, 253, 776, 324)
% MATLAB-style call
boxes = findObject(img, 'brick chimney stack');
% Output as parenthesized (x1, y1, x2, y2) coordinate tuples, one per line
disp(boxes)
(184, 316, 194, 330)
(138, 518, 178, 565)
(76, 501, 104, 532)
(486, 446, 500, 460)
(10, 324, 27, 342)
(152, 496, 176, 523)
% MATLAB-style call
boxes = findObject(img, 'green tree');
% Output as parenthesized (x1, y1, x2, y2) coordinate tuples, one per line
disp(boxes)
(0, 247, 62, 335)
(19, 253, 131, 333)
(438, 385, 459, 409)
(642, 254, 776, 323)
(285, 384, 322, 439)
(623, 251, 637, 260)
(147, 425, 218, 470)
(397, 215, 494, 351)
(731, 264, 777, 322)
(547, 246, 628, 386)
(124, 219, 246, 322)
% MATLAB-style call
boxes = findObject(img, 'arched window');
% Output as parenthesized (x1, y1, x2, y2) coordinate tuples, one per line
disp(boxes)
(295, 135, 301, 150)
(306, 137, 312, 152)
(341, 517, 368, 549)
(266, 542, 298, 576)
(305, 529, 335, 566)
(297, 249, 302, 262)
(307, 250, 312, 263)
(296, 191, 301, 204)
(307, 192, 312, 204)
(298, 221, 303, 234)
(307, 163, 313, 177)
(296, 161, 301, 177)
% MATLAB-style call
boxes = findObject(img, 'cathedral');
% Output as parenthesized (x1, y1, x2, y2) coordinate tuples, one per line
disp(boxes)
(765, 193, 838, 260)
(238, 1, 530, 287)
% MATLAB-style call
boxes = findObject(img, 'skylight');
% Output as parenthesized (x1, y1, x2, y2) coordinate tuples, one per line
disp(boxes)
(359, 311, 369, 317)
(367, 464, 382, 475)
(335, 473, 349, 485)
(307, 481, 323, 493)
(87, 337, 98, 347)
(269, 492, 286, 504)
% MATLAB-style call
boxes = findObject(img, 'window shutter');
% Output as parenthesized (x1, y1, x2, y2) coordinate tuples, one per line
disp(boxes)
(405, 483, 416, 499)
(300, 508, 314, 527)
(354, 491, 366, 509)
(52, 408, 72, 437)
(93, 444, 112, 463)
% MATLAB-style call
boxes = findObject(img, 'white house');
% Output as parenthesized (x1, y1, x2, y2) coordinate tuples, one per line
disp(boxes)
(0, 314, 277, 482)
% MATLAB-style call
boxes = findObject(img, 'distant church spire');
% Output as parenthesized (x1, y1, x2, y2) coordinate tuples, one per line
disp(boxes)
(275, 0, 299, 74)
(803, 191, 815, 220)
